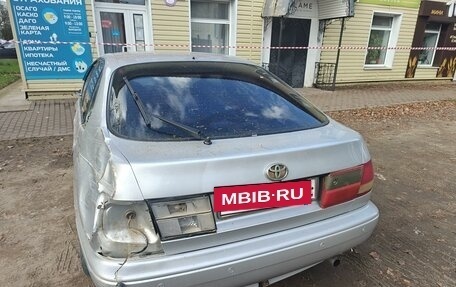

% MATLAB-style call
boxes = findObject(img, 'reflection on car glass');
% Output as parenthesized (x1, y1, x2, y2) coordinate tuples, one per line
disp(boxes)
(122, 76, 212, 145)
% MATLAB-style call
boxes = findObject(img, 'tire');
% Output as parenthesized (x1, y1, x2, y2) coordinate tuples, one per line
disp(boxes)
(79, 246, 90, 277)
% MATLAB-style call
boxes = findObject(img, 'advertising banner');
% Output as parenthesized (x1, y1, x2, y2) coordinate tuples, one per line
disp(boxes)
(10, 0, 92, 80)
(358, 0, 420, 9)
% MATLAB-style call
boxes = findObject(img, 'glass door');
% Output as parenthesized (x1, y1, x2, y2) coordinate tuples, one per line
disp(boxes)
(99, 11, 127, 54)
(95, 3, 150, 55)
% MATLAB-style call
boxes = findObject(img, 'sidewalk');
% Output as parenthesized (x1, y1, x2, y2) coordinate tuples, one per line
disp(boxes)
(296, 81, 455, 112)
(0, 81, 454, 141)
(0, 81, 75, 141)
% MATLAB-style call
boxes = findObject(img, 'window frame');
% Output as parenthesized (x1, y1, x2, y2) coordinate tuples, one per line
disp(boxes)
(189, 0, 237, 56)
(364, 12, 402, 69)
(418, 23, 441, 67)
(80, 59, 105, 124)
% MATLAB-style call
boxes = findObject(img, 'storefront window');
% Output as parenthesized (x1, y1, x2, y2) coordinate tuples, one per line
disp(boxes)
(418, 23, 441, 66)
(100, 12, 127, 54)
(365, 15, 393, 65)
(190, 1, 232, 55)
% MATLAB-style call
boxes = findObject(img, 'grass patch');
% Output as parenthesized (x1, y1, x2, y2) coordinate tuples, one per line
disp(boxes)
(0, 59, 21, 89)
(0, 74, 20, 90)
(0, 59, 20, 74)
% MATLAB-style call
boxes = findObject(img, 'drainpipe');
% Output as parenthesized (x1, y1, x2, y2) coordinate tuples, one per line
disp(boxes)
(277, 17, 284, 76)
(332, 17, 345, 91)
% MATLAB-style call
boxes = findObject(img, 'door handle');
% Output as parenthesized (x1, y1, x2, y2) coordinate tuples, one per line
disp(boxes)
(122, 45, 128, 52)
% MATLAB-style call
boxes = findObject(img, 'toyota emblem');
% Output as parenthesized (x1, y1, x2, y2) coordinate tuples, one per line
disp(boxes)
(265, 163, 288, 181)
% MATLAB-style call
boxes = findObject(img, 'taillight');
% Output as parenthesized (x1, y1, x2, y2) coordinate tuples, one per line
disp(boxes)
(320, 160, 374, 208)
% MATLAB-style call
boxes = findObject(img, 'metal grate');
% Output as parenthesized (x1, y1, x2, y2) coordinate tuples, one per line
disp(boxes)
(314, 62, 336, 91)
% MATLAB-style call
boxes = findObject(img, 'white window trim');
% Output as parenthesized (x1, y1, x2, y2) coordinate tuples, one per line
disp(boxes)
(230, 0, 237, 56)
(188, 0, 237, 56)
(364, 12, 402, 69)
(418, 25, 441, 67)
(93, 1, 153, 55)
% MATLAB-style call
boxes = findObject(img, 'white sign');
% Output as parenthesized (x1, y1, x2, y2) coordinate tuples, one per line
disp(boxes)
(288, 0, 318, 19)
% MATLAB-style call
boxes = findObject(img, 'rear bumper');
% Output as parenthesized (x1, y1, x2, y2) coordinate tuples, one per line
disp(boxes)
(78, 202, 379, 287)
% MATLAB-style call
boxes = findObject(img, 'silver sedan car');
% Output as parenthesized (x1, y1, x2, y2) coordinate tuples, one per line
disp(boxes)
(73, 53, 378, 287)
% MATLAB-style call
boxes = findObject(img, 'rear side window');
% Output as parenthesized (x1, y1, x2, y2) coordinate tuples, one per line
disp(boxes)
(108, 62, 327, 141)
(81, 59, 104, 123)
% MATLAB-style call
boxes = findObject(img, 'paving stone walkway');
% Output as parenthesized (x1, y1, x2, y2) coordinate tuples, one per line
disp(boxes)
(0, 99, 75, 141)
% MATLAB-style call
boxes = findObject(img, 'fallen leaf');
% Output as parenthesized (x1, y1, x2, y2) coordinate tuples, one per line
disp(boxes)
(369, 251, 380, 260)
(375, 173, 386, 181)
(386, 267, 395, 276)
(402, 278, 412, 286)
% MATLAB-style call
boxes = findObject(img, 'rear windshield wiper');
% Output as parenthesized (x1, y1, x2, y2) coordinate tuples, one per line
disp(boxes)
(122, 76, 212, 145)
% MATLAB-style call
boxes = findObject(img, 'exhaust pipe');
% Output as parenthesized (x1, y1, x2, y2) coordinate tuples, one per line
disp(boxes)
(328, 256, 341, 267)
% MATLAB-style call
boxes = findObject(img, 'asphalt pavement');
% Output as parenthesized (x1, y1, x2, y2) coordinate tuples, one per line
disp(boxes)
(0, 80, 454, 141)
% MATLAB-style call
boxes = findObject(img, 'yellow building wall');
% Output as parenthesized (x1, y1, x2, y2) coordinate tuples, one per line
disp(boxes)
(150, 0, 264, 63)
(151, 0, 190, 51)
(319, 2, 451, 84)
(236, 0, 264, 64)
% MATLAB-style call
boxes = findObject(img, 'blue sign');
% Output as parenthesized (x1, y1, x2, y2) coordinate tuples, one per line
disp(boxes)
(10, 0, 93, 80)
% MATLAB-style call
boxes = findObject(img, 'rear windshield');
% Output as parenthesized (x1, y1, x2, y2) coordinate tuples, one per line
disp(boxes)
(107, 61, 328, 141)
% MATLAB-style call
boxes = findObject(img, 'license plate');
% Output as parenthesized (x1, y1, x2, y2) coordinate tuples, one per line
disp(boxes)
(213, 180, 315, 214)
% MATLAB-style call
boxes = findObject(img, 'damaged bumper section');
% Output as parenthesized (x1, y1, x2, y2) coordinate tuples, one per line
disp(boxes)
(78, 202, 379, 287)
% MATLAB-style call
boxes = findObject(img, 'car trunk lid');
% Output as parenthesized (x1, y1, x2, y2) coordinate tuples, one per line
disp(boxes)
(109, 120, 371, 253)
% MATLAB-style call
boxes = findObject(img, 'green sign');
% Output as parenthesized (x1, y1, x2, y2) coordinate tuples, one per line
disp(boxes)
(358, 0, 421, 8)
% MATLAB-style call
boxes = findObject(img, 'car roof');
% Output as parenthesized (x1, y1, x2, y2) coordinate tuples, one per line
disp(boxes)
(101, 52, 254, 70)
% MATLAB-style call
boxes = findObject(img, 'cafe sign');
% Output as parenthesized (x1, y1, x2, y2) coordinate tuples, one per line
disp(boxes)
(358, 0, 421, 9)
(419, 0, 456, 20)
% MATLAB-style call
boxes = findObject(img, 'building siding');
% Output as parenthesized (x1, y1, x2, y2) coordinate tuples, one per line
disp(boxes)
(320, 3, 418, 83)
(319, 2, 452, 84)
(318, 0, 352, 20)
(151, 0, 190, 51)
(150, 0, 264, 62)
(236, 0, 264, 63)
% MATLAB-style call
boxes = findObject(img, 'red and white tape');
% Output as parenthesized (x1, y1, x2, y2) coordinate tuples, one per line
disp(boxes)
(4, 40, 456, 51)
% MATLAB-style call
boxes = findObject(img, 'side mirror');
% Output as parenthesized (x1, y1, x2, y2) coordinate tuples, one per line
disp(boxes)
(76, 89, 82, 97)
